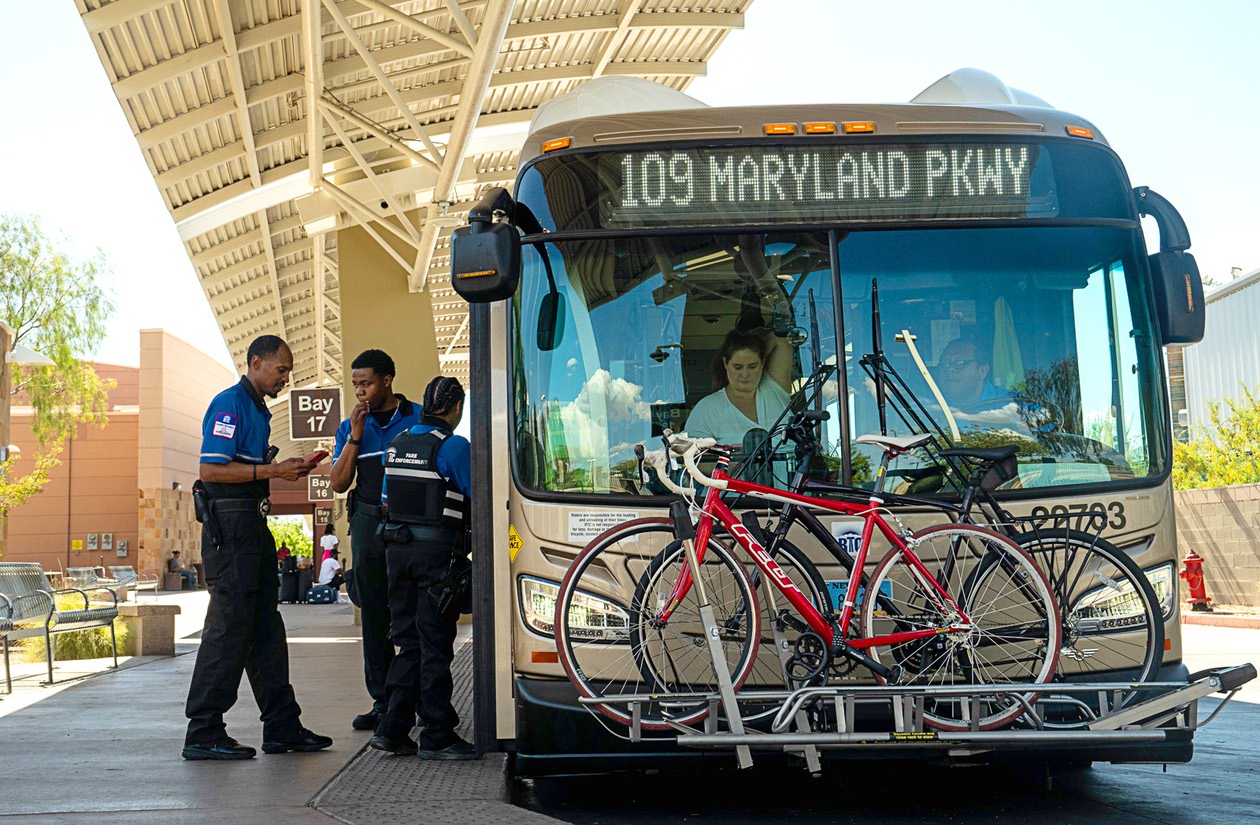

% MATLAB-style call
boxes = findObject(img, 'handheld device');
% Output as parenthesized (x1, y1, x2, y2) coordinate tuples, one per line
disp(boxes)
(307, 449, 330, 464)
(263, 445, 280, 464)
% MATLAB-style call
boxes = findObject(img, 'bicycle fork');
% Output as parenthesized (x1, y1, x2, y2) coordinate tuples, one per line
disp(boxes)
(670, 501, 753, 769)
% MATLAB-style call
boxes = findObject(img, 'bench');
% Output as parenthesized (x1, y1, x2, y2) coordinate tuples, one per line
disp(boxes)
(108, 566, 159, 600)
(0, 562, 120, 692)
(66, 567, 129, 601)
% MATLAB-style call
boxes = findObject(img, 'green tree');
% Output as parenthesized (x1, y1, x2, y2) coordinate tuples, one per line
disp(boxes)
(1172, 385, 1260, 489)
(268, 516, 313, 558)
(1, 213, 116, 446)
(1, 214, 116, 527)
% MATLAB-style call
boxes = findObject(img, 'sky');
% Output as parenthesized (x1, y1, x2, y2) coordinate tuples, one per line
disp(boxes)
(1, 0, 1258, 368)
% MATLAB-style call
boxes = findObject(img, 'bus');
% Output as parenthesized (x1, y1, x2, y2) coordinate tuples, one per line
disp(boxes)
(452, 70, 1208, 774)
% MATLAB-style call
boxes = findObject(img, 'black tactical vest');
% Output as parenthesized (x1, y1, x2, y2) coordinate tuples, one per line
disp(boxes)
(382, 429, 469, 531)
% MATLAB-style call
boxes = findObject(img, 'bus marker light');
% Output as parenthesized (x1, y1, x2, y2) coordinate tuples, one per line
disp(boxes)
(763, 123, 797, 135)
(532, 651, 559, 664)
(842, 121, 876, 134)
(542, 137, 572, 152)
(1165, 638, 1173, 651)
(1066, 125, 1095, 139)
(804, 122, 836, 134)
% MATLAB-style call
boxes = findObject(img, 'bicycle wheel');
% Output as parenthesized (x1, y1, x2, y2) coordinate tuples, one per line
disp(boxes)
(554, 518, 760, 731)
(1011, 528, 1164, 725)
(860, 523, 1061, 731)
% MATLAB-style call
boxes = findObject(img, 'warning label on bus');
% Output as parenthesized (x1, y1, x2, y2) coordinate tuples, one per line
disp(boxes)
(568, 511, 639, 543)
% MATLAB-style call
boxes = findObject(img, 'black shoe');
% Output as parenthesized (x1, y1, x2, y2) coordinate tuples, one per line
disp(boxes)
(182, 738, 256, 761)
(369, 734, 418, 755)
(417, 737, 477, 761)
(262, 727, 334, 754)
(352, 708, 381, 731)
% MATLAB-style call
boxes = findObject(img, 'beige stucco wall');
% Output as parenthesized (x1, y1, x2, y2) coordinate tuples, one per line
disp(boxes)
(4, 332, 233, 577)
(135, 330, 235, 575)
(6, 363, 141, 573)
(337, 224, 441, 404)
(138, 329, 236, 491)
(330, 224, 443, 549)
(1174, 484, 1260, 606)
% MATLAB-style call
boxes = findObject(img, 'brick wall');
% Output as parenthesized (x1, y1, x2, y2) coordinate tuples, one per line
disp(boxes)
(1174, 484, 1260, 606)
(138, 487, 200, 575)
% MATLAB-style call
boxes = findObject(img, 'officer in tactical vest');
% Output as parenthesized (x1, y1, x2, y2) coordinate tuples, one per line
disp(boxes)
(369, 376, 477, 760)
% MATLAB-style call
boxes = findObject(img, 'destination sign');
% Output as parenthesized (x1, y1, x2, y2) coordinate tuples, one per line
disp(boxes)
(597, 143, 1057, 226)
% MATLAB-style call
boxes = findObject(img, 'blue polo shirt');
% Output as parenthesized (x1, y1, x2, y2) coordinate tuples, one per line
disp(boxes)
(381, 420, 472, 506)
(199, 376, 272, 499)
(333, 396, 421, 506)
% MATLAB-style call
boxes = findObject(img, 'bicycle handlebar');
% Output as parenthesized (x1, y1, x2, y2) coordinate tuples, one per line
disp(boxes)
(682, 440, 726, 490)
(642, 447, 695, 497)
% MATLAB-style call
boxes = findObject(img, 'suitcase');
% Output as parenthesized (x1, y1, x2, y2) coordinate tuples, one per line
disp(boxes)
(307, 584, 336, 604)
(279, 571, 299, 603)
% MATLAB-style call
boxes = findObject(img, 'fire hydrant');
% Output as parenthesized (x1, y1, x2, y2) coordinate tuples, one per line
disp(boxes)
(1179, 549, 1213, 612)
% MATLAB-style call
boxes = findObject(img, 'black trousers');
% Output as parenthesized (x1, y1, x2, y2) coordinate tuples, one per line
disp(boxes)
(185, 509, 302, 746)
(348, 510, 393, 709)
(377, 535, 462, 749)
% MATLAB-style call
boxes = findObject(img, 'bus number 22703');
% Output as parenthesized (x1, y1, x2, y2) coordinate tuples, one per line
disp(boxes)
(1028, 501, 1127, 531)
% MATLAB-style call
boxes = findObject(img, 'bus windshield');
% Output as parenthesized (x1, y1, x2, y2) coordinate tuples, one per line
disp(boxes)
(510, 226, 1166, 496)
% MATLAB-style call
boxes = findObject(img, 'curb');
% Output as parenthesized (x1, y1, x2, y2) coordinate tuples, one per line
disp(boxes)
(1181, 612, 1260, 630)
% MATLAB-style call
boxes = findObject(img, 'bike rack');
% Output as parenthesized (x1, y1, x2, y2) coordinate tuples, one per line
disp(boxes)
(579, 664, 1256, 769)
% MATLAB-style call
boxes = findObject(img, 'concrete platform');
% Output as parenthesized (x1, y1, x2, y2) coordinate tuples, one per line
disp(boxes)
(0, 592, 549, 825)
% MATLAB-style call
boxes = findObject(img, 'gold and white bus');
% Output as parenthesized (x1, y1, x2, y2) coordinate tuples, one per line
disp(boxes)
(454, 71, 1206, 774)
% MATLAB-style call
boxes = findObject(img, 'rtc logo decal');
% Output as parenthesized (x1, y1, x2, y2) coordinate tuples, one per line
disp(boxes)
(212, 412, 237, 438)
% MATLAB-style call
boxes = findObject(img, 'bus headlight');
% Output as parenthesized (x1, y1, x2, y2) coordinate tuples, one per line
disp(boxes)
(519, 575, 630, 641)
(1071, 561, 1176, 630)
(1143, 562, 1176, 620)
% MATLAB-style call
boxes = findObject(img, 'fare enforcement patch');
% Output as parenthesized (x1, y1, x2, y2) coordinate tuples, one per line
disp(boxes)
(212, 412, 238, 438)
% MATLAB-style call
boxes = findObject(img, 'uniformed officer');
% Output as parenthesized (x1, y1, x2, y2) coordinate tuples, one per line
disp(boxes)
(369, 376, 477, 760)
(183, 335, 333, 760)
(329, 349, 421, 730)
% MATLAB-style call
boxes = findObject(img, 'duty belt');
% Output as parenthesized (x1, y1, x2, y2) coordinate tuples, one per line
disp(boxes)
(211, 497, 272, 519)
(354, 501, 384, 520)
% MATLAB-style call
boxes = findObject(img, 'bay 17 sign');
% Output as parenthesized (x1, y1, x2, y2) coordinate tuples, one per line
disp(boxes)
(290, 388, 341, 441)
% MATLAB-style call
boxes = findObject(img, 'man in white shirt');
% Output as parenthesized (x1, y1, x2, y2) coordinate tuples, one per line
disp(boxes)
(317, 549, 345, 591)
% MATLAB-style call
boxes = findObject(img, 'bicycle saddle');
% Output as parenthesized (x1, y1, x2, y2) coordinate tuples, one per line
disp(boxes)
(938, 444, 1020, 463)
(854, 433, 932, 453)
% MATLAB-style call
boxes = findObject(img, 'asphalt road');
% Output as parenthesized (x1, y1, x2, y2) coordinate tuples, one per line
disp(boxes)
(516, 626, 1259, 825)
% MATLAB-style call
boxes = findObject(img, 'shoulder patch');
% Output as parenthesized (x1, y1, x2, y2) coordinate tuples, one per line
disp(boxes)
(212, 412, 238, 439)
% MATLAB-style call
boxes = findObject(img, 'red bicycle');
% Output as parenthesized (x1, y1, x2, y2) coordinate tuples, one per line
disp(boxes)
(553, 432, 1062, 732)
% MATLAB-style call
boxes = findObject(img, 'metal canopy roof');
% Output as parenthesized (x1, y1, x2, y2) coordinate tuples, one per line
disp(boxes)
(73, 0, 753, 386)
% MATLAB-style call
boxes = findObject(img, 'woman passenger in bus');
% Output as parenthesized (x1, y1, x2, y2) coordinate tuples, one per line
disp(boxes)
(684, 329, 794, 445)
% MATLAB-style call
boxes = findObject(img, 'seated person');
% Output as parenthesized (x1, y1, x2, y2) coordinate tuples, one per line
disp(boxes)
(316, 548, 345, 591)
(934, 337, 1054, 431)
(685, 329, 793, 445)
(167, 550, 198, 590)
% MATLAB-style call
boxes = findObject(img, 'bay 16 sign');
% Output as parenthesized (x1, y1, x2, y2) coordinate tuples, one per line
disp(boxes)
(290, 388, 341, 441)
(308, 475, 334, 502)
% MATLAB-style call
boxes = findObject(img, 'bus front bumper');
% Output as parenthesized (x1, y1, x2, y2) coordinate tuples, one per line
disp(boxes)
(514, 662, 1198, 777)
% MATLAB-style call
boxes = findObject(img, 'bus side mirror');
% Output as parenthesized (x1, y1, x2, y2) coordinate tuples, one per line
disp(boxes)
(537, 290, 566, 352)
(1134, 186, 1205, 346)
(1148, 249, 1205, 345)
(450, 221, 521, 303)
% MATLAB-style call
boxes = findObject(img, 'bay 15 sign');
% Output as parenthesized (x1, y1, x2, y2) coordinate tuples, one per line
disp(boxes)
(290, 388, 341, 441)
(308, 475, 334, 502)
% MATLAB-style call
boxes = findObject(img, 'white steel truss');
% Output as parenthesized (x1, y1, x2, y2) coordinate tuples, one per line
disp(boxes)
(73, 0, 754, 385)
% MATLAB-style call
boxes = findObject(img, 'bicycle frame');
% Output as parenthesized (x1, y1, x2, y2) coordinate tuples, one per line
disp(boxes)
(658, 454, 973, 655)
